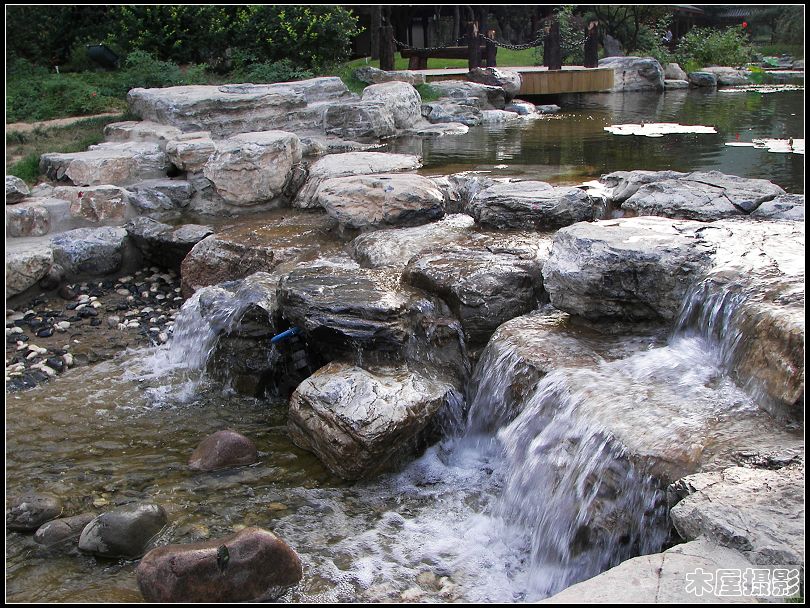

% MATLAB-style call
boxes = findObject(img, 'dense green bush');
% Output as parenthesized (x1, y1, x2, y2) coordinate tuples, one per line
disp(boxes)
(233, 59, 314, 84)
(674, 27, 754, 69)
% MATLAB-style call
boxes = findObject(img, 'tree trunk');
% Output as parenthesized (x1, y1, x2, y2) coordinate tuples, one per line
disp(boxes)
(370, 7, 381, 60)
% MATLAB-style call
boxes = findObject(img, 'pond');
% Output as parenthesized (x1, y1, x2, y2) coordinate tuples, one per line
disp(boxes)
(392, 88, 804, 193)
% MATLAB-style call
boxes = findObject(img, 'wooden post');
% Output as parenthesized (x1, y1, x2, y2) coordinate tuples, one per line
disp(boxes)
(485, 29, 497, 67)
(584, 20, 599, 68)
(380, 25, 395, 71)
(546, 20, 562, 70)
(370, 7, 381, 60)
(466, 21, 480, 70)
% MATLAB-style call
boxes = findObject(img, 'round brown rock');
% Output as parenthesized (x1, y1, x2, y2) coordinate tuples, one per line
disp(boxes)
(135, 527, 303, 602)
(188, 430, 258, 471)
(6, 493, 63, 531)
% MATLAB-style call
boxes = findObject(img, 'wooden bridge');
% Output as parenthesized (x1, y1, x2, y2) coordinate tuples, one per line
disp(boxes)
(416, 65, 614, 95)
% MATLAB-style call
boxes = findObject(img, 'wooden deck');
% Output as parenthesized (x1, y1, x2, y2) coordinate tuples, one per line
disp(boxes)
(416, 65, 614, 95)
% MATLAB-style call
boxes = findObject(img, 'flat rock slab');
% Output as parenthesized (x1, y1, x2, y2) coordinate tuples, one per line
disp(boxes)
(669, 465, 805, 566)
(180, 212, 340, 296)
(103, 121, 183, 147)
(542, 538, 757, 603)
(278, 264, 413, 353)
(6, 239, 55, 296)
(6, 492, 63, 531)
(421, 101, 482, 126)
(402, 234, 551, 345)
(428, 80, 507, 109)
(202, 130, 302, 206)
(621, 171, 786, 220)
(128, 78, 354, 137)
(315, 173, 445, 233)
(40, 142, 168, 187)
(78, 502, 167, 558)
(50, 226, 129, 276)
(294, 151, 421, 210)
(52, 185, 134, 223)
(136, 527, 302, 602)
(354, 66, 426, 86)
(467, 180, 596, 230)
(350, 214, 475, 268)
(288, 362, 456, 480)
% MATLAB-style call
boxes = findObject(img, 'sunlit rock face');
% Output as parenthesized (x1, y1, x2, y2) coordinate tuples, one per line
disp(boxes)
(599, 56, 665, 92)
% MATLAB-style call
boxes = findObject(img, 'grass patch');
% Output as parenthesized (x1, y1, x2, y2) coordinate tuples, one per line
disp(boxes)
(414, 84, 442, 102)
(6, 114, 129, 184)
(755, 43, 804, 59)
(342, 48, 539, 73)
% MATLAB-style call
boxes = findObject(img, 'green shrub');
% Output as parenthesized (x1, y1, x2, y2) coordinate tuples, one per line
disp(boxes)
(674, 27, 754, 69)
(415, 84, 441, 102)
(235, 59, 314, 84)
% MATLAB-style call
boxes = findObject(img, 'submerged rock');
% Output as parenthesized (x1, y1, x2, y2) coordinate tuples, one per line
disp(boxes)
(6, 492, 63, 531)
(669, 464, 804, 566)
(34, 513, 95, 546)
(288, 362, 457, 480)
(467, 180, 596, 230)
(78, 502, 167, 558)
(188, 430, 258, 471)
(136, 527, 302, 602)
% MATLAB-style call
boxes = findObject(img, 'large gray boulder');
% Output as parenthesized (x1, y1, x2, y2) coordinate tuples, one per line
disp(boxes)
(40, 142, 168, 187)
(129, 179, 194, 213)
(202, 131, 302, 206)
(467, 67, 522, 101)
(51, 185, 134, 223)
(688, 71, 718, 88)
(361, 81, 423, 129)
(421, 101, 483, 126)
(288, 362, 457, 480)
(50, 226, 129, 276)
(670, 464, 804, 566)
(165, 133, 216, 172)
(136, 527, 303, 602)
(700, 66, 750, 86)
(128, 78, 354, 137)
(599, 170, 687, 203)
(402, 235, 551, 345)
(598, 56, 665, 92)
(467, 181, 596, 230)
(294, 152, 421, 210)
(103, 121, 183, 148)
(180, 213, 340, 296)
(428, 80, 507, 109)
(6, 201, 52, 237)
(664, 62, 687, 80)
(542, 217, 716, 321)
(354, 66, 426, 86)
(6, 175, 30, 204)
(350, 214, 475, 268)
(323, 101, 396, 140)
(315, 173, 445, 233)
(78, 502, 168, 558)
(5, 240, 54, 296)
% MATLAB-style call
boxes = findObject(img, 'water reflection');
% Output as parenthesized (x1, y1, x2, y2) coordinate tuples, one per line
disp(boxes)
(391, 89, 804, 193)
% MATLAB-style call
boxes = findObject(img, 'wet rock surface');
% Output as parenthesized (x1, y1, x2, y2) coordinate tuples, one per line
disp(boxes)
(288, 362, 457, 480)
(467, 180, 596, 229)
(78, 502, 168, 558)
(136, 527, 303, 602)
(7, 492, 63, 531)
(188, 430, 258, 471)
(669, 464, 805, 566)
(179, 211, 340, 296)
(34, 513, 96, 546)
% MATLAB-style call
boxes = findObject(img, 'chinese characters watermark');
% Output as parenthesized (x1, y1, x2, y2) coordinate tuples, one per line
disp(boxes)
(685, 567, 801, 598)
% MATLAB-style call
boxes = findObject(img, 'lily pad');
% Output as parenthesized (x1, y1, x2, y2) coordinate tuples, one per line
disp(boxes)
(604, 123, 717, 137)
